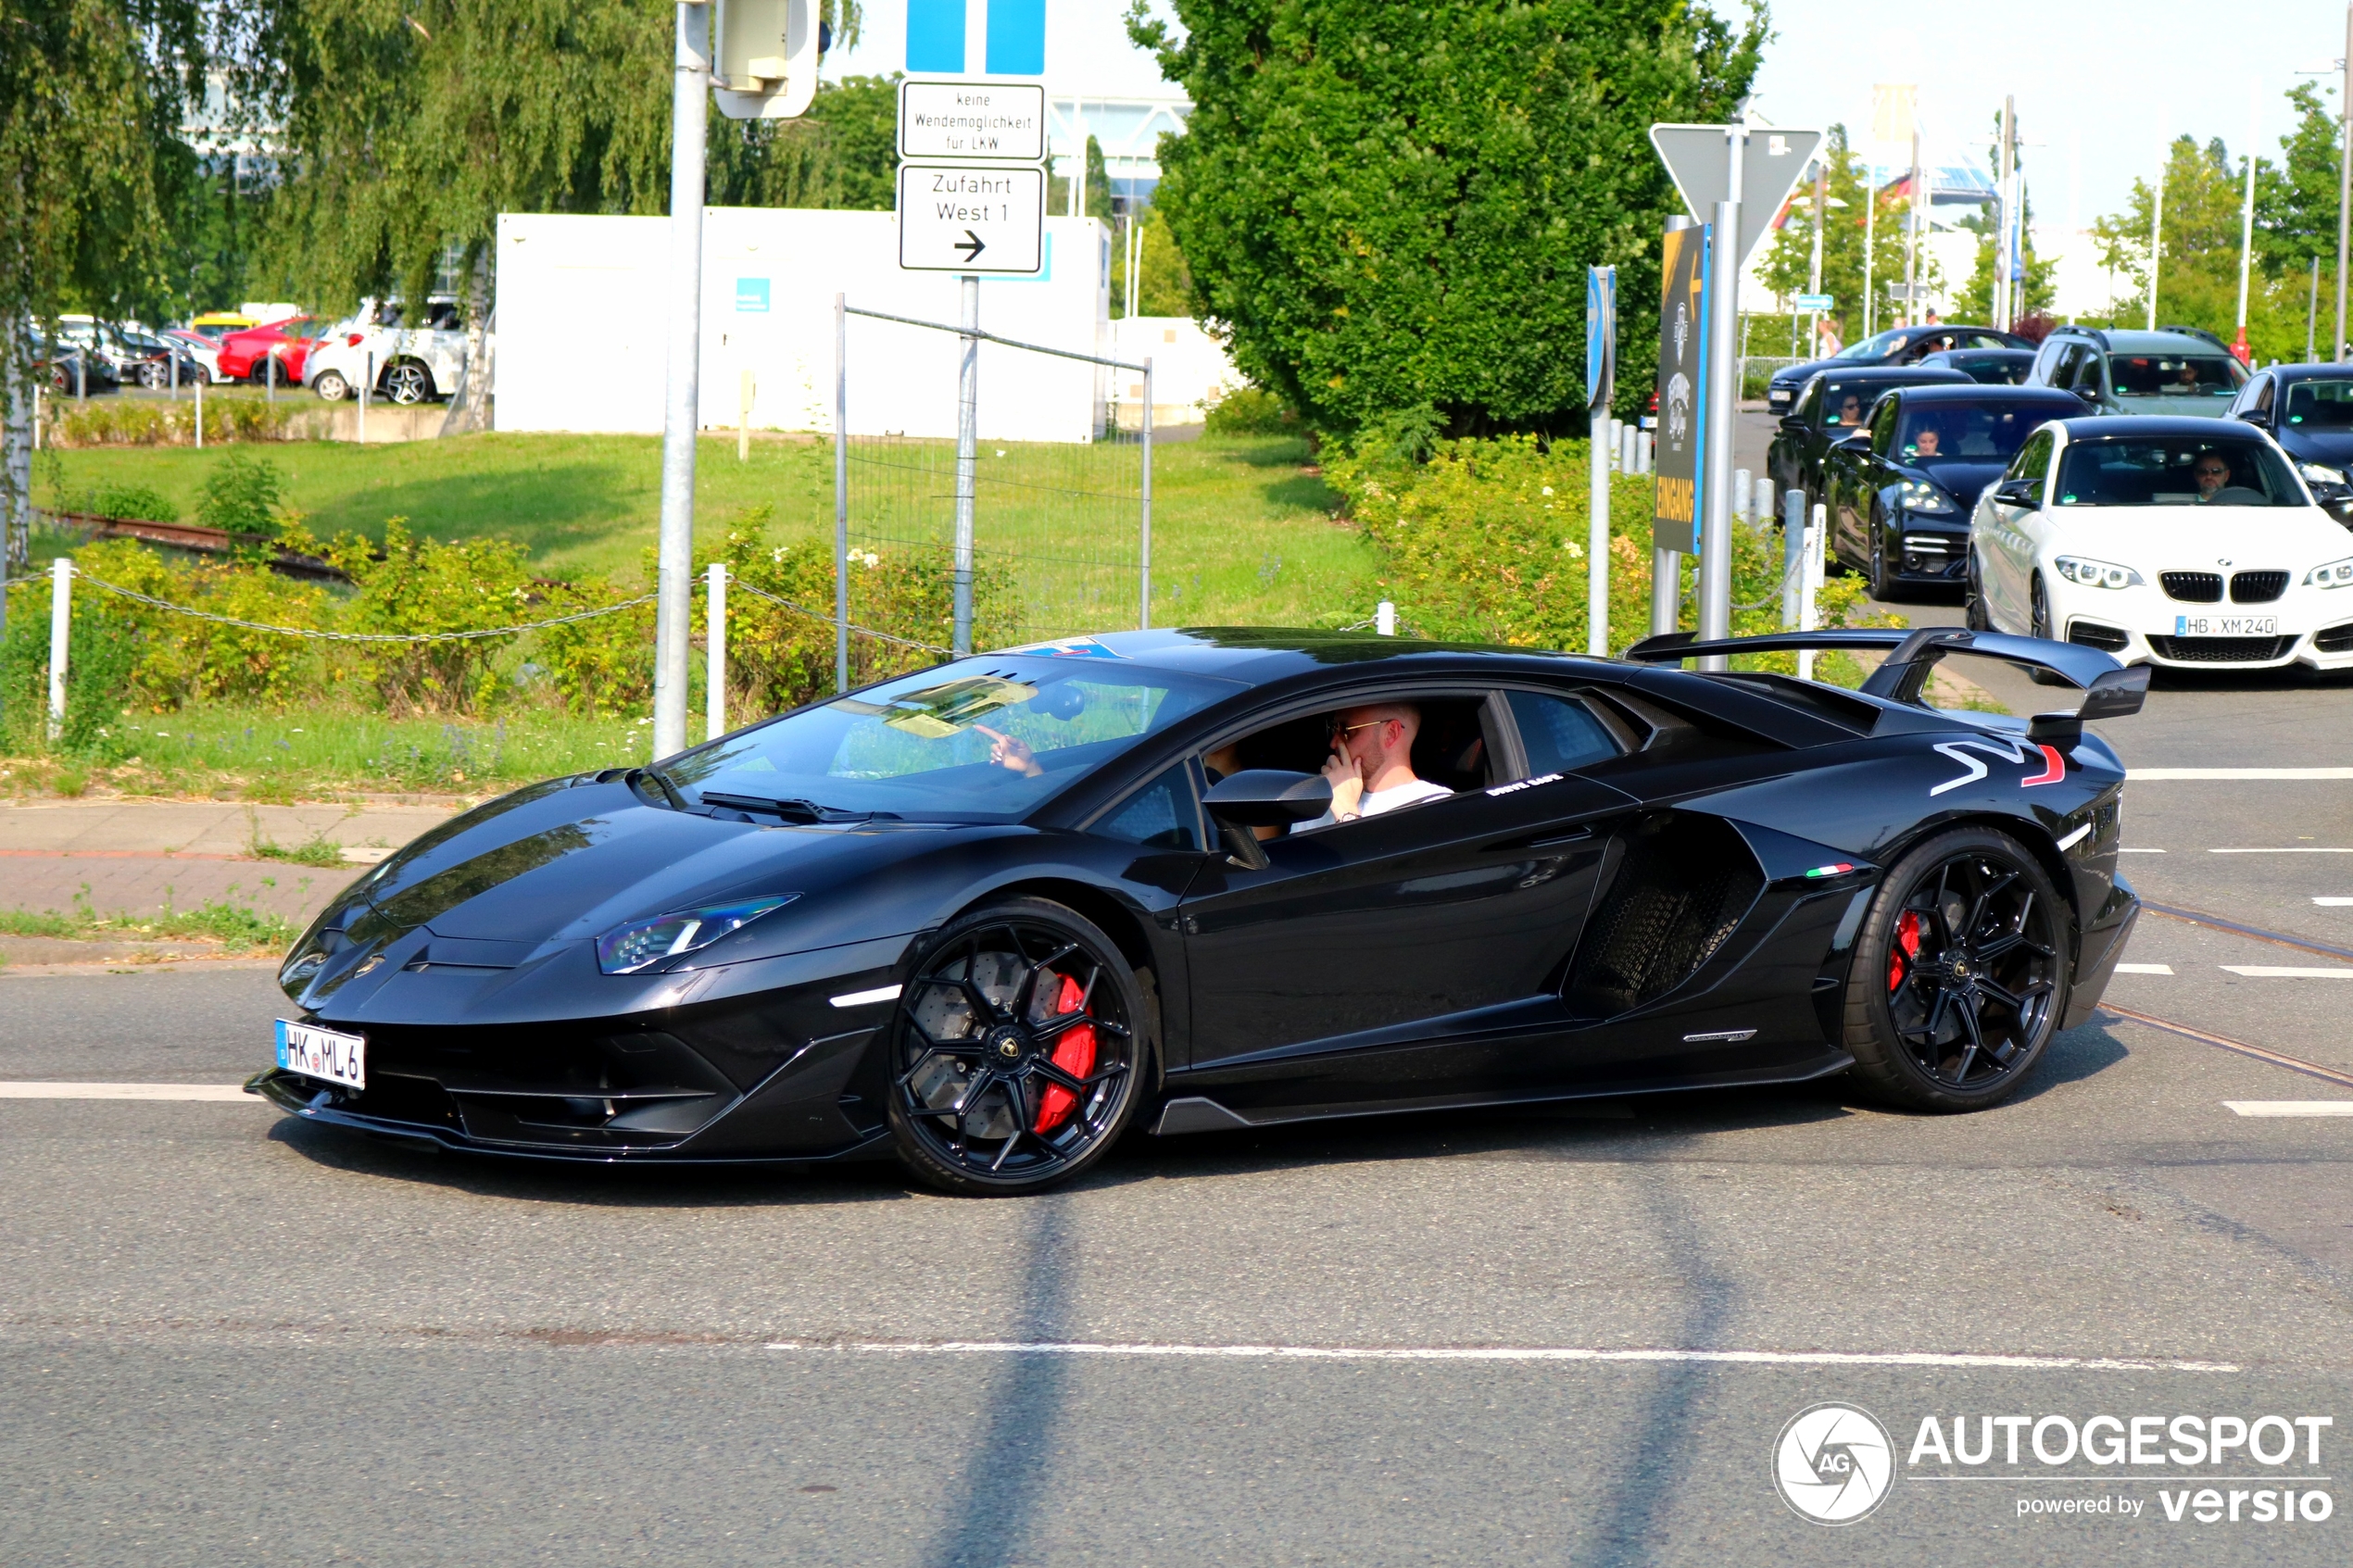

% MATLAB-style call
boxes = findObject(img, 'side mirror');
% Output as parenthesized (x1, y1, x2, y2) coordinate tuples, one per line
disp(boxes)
(1991, 478, 2038, 508)
(2233, 408, 2271, 426)
(2072, 384, 2100, 403)
(1779, 414, 1808, 434)
(1833, 431, 1872, 450)
(1202, 769, 1332, 828)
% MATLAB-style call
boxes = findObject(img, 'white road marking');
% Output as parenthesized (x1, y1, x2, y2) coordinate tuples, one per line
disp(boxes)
(2208, 847, 2353, 854)
(828, 984, 903, 1009)
(2225, 1101, 2353, 1117)
(0, 1081, 253, 1101)
(2221, 966, 2353, 978)
(760, 1339, 2237, 1373)
(2119, 847, 2167, 854)
(2130, 768, 2353, 780)
(2113, 963, 2174, 974)
(2314, 897, 2353, 907)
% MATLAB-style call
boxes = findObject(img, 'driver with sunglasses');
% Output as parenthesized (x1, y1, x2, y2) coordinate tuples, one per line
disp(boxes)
(1296, 702, 1453, 831)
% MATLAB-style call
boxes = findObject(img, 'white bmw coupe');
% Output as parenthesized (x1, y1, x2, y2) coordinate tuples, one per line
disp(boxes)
(1967, 416, 2353, 671)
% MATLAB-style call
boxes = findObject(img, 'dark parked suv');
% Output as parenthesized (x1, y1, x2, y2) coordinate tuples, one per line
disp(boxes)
(2229, 363, 2353, 522)
(2023, 324, 2247, 417)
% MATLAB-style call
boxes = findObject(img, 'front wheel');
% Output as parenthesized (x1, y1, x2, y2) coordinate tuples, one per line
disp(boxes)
(885, 897, 1151, 1195)
(2026, 573, 2068, 681)
(1963, 551, 1992, 631)
(1843, 828, 2068, 1112)
(1867, 513, 1901, 601)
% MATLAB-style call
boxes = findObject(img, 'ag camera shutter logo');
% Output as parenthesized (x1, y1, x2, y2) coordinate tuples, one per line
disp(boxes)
(1775, 1402, 1896, 1524)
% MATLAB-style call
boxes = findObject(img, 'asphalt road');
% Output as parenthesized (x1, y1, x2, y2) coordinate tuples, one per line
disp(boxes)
(5, 565, 2351, 1562)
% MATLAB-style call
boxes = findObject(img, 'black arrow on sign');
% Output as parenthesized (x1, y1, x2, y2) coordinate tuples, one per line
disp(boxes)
(955, 230, 987, 262)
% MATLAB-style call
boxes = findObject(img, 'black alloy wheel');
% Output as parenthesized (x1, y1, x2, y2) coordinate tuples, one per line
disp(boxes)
(1963, 551, 1991, 631)
(886, 897, 1150, 1195)
(1868, 510, 1900, 601)
(2026, 573, 2069, 680)
(1843, 828, 2067, 1111)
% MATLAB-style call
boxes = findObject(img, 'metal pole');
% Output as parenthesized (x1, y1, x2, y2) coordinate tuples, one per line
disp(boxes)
(952, 273, 979, 657)
(738, 367, 752, 461)
(1651, 547, 1680, 636)
(170, 345, 177, 402)
(359, 351, 371, 445)
(2340, 0, 2352, 360)
(1806, 157, 1826, 356)
(266, 348, 275, 406)
(2235, 83, 2259, 363)
(1904, 129, 1921, 326)
(1994, 97, 2015, 330)
(2311, 257, 2322, 362)
(705, 560, 727, 742)
(1796, 504, 1825, 681)
(1781, 488, 1805, 628)
(834, 292, 849, 693)
(654, 0, 711, 758)
(2148, 139, 2165, 332)
(1863, 158, 1878, 339)
(1588, 396, 1610, 657)
(47, 556, 70, 742)
(1139, 355, 1153, 630)
(1698, 171, 1742, 670)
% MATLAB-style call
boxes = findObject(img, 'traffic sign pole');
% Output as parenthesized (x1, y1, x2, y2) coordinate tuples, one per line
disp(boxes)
(654, 0, 711, 760)
(1586, 266, 1616, 657)
(953, 273, 979, 656)
(1700, 194, 1740, 669)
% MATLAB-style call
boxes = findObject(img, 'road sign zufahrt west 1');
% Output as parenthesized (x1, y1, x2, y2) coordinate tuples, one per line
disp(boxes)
(899, 81, 1046, 161)
(897, 164, 1045, 273)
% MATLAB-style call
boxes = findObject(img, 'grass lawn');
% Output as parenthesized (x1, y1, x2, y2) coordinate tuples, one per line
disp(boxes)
(33, 429, 1374, 622)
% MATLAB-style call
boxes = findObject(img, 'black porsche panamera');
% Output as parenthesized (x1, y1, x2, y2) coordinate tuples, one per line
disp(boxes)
(251, 626, 2147, 1195)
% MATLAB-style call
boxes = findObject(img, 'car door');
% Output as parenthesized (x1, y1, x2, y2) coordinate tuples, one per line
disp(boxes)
(1176, 686, 1633, 1099)
(1983, 428, 2055, 628)
(1833, 394, 1902, 561)
(1768, 377, 1821, 501)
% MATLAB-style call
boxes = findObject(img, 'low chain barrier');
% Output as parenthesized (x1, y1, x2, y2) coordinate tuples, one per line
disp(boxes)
(726, 578, 953, 657)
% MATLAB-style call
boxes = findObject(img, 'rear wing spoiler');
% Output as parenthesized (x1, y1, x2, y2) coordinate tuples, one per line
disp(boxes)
(1623, 628, 2149, 745)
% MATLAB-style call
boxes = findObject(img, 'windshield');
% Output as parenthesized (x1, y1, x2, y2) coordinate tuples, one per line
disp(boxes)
(1821, 379, 1894, 427)
(1894, 402, 2057, 465)
(1946, 353, 2029, 385)
(2054, 438, 2306, 508)
(1833, 328, 1911, 361)
(658, 656, 1228, 822)
(2283, 378, 2353, 431)
(2108, 352, 2246, 398)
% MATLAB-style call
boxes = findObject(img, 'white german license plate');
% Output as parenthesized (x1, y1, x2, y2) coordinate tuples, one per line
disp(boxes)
(276, 1020, 365, 1090)
(2173, 615, 2280, 636)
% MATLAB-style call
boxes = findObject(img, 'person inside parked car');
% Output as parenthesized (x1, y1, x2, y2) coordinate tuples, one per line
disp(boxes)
(1832, 391, 1866, 427)
(1908, 418, 1944, 458)
(1297, 703, 1453, 830)
(2174, 360, 2204, 393)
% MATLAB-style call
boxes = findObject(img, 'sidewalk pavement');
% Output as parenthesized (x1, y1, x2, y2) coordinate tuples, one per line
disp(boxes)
(0, 798, 463, 947)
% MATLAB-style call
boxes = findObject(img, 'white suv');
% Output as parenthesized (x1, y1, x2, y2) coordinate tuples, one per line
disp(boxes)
(1968, 415, 2353, 671)
(305, 296, 470, 405)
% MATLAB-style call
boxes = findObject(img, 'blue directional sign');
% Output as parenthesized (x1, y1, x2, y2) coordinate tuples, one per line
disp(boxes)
(1586, 266, 1617, 413)
(906, 0, 1045, 76)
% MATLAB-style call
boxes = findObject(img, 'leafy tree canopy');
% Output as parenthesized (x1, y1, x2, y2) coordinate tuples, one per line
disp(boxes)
(1127, 0, 1766, 437)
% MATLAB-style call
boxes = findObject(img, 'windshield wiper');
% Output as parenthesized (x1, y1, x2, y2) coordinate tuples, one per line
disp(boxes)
(630, 766, 688, 810)
(698, 792, 892, 823)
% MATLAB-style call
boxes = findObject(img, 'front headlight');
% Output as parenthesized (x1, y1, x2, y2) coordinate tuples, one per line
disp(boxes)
(2305, 557, 2353, 588)
(2053, 556, 2143, 590)
(2300, 461, 2348, 486)
(596, 896, 797, 975)
(1899, 480, 1955, 514)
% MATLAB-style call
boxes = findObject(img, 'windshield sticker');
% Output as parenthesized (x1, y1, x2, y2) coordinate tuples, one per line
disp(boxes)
(1928, 738, 2067, 797)
(875, 675, 1039, 739)
(1008, 635, 1127, 659)
(1486, 771, 1565, 797)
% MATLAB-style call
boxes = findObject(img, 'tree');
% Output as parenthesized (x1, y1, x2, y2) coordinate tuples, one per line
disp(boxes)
(1755, 127, 1944, 345)
(1127, 0, 1767, 436)
(710, 74, 900, 213)
(2256, 82, 2340, 270)
(2086, 132, 2310, 358)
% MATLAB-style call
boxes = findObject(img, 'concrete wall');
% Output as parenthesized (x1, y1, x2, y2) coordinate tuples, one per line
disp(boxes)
(495, 208, 1116, 443)
(1105, 316, 1244, 428)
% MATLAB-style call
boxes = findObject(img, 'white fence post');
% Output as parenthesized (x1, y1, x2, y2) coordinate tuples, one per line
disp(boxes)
(705, 560, 728, 742)
(194, 375, 203, 450)
(1797, 502, 1826, 682)
(1376, 599, 1396, 636)
(1734, 468, 1752, 528)
(47, 556, 71, 741)
(1635, 429, 1652, 475)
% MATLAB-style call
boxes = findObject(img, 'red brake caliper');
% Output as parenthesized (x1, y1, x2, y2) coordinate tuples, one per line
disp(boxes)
(1887, 910, 1922, 992)
(1032, 972, 1098, 1134)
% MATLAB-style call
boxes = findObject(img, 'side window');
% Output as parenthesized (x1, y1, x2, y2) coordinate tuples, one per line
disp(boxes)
(1793, 376, 1822, 423)
(2251, 375, 2275, 415)
(1507, 692, 1622, 776)
(1871, 395, 1902, 454)
(2071, 352, 2106, 393)
(1094, 764, 1203, 852)
(2009, 431, 2055, 501)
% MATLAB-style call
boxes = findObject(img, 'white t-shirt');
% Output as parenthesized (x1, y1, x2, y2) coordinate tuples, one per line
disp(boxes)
(1295, 777, 1453, 833)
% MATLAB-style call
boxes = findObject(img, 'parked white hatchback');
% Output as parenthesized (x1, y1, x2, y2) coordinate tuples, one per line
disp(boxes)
(304, 296, 471, 405)
(1967, 416, 2353, 671)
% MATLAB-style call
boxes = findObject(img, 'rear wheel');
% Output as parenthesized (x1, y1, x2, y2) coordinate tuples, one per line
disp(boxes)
(384, 360, 433, 405)
(2027, 573, 2069, 681)
(1867, 512, 1901, 601)
(1843, 828, 2067, 1112)
(312, 369, 351, 402)
(1964, 551, 1992, 631)
(885, 897, 1150, 1195)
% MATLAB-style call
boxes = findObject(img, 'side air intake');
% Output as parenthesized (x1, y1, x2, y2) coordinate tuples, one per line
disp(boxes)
(1567, 816, 1765, 1015)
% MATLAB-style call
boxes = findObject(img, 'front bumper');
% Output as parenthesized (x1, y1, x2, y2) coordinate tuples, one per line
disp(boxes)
(1887, 520, 1969, 583)
(2051, 580, 2353, 670)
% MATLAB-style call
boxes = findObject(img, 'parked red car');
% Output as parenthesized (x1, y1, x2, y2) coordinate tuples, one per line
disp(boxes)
(214, 317, 321, 384)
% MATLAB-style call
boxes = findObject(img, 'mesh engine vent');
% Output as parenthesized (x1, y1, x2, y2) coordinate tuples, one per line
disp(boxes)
(1567, 817, 1766, 1015)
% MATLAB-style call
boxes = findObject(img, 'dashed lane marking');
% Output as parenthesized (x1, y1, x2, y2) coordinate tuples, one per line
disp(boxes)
(0, 1082, 253, 1101)
(2113, 963, 2173, 974)
(2315, 897, 2353, 907)
(2221, 966, 2353, 978)
(2131, 768, 2353, 780)
(2225, 1101, 2353, 1117)
(2119, 847, 2167, 853)
(758, 1340, 2239, 1373)
(2208, 847, 2353, 853)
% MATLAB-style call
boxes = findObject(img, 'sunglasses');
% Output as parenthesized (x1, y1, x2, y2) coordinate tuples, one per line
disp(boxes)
(1329, 719, 1387, 740)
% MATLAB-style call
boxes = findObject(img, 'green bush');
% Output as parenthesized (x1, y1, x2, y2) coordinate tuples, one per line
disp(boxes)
(1203, 387, 1294, 437)
(1330, 433, 1893, 665)
(69, 480, 179, 521)
(331, 518, 537, 715)
(47, 397, 298, 447)
(194, 451, 287, 539)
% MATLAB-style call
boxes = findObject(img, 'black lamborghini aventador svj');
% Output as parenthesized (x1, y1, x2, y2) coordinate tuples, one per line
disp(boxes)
(254, 626, 2145, 1194)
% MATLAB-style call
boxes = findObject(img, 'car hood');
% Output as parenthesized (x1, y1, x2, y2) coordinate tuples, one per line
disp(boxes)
(319, 774, 973, 958)
(2038, 504, 2352, 568)
(2115, 395, 2233, 418)
(2278, 429, 2353, 469)
(1904, 460, 2007, 507)
(1771, 357, 1842, 387)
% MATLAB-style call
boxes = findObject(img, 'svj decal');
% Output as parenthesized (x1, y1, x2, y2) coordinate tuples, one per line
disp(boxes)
(1928, 737, 2066, 797)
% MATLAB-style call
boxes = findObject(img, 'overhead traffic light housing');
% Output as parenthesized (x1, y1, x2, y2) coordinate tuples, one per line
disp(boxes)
(711, 0, 819, 120)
